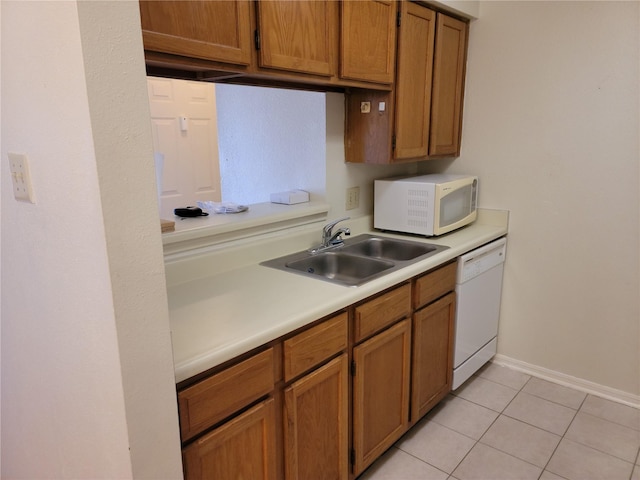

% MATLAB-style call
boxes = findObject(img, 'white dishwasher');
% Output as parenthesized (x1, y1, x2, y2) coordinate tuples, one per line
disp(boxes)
(453, 237, 507, 390)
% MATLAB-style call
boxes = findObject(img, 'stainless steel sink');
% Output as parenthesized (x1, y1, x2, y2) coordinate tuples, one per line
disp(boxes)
(341, 235, 441, 261)
(286, 252, 394, 287)
(260, 234, 449, 287)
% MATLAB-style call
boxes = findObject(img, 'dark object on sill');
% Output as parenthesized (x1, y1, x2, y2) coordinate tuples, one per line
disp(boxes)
(174, 206, 209, 218)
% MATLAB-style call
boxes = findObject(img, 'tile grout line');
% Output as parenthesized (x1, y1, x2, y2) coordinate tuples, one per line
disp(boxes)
(375, 368, 638, 480)
(391, 446, 453, 479)
(445, 372, 535, 477)
(473, 373, 560, 477)
(536, 393, 583, 479)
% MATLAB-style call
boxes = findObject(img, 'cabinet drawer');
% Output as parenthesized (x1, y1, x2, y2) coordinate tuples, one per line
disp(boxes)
(178, 348, 275, 441)
(284, 313, 348, 382)
(354, 283, 411, 343)
(182, 398, 277, 480)
(414, 262, 456, 310)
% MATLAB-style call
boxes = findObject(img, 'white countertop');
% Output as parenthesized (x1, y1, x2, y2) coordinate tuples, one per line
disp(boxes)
(166, 209, 509, 383)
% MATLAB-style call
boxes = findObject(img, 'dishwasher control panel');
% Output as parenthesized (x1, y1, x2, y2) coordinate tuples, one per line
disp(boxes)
(457, 237, 507, 283)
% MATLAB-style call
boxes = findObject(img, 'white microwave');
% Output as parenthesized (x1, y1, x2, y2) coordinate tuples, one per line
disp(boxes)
(374, 174, 478, 236)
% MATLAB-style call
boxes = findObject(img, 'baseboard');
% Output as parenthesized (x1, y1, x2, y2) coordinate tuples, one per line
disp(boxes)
(492, 354, 640, 409)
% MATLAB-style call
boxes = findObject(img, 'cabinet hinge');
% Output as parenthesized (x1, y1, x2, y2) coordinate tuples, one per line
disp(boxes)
(397, 11, 401, 28)
(350, 448, 356, 465)
(254, 29, 261, 50)
(350, 360, 356, 376)
(392, 135, 396, 151)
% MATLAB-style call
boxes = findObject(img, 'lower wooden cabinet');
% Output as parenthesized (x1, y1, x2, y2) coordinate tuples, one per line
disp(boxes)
(411, 292, 456, 421)
(182, 398, 277, 479)
(284, 354, 349, 480)
(177, 262, 457, 479)
(352, 319, 411, 476)
(178, 348, 274, 441)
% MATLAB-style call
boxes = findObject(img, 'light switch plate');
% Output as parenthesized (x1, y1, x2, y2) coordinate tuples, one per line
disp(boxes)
(8, 152, 36, 203)
(346, 186, 360, 210)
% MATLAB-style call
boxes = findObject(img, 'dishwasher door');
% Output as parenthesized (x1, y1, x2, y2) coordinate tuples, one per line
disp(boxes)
(453, 237, 507, 389)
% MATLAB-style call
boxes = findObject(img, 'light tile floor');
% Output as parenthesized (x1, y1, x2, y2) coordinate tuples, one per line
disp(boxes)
(359, 363, 640, 480)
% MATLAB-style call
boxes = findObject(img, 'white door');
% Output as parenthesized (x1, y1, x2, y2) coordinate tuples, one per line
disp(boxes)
(147, 77, 222, 218)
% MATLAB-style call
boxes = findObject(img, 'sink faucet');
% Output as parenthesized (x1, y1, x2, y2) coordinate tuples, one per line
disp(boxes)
(310, 217, 351, 253)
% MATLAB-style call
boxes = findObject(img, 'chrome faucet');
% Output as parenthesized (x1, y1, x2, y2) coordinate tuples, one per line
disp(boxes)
(310, 217, 351, 253)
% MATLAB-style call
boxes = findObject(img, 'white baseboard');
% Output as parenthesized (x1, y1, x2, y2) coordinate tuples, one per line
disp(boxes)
(492, 354, 640, 409)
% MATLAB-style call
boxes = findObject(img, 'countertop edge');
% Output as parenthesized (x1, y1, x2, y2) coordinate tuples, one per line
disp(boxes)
(169, 209, 509, 383)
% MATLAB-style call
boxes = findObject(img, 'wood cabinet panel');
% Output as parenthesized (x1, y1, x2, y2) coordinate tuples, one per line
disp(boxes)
(340, 0, 397, 84)
(178, 348, 274, 441)
(393, 2, 436, 160)
(354, 283, 411, 342)
(283, 355, 349, 480)
(182, 398, 277, 480)
(429, 13, 468, 157)
(413, 262, 456, 310)
(256, 0, 336, 77)
(177, 250, 461, 478)
(411, 293, 456, 421)
(344, 89, 394, 165)
(352, 319, 411, 475)
(139, 0, 252, 65)
(283, 313, 348, 382)
(345, 7, 469, 164)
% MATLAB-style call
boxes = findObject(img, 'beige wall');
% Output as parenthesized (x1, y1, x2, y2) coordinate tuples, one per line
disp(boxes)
(1, 1, 182, 477)
(438, 1, 639, 398)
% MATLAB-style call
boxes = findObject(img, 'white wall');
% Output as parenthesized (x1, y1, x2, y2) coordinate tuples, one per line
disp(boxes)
(0, 2, 3, 473)
(439, 1, 639, 397)
(1, 1, 182, 478)
(215, 84, 327, 204)
(213, 85, 418, 217)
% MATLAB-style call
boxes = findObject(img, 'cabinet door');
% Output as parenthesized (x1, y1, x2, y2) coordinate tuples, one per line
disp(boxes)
(284, 355, 349, 480)
(393, 3, 436, 160)
(139, 0, 252, 65)
(182, 399, 277, 480)
(340, 0, 397, 84)
(352, 319, 411, 476)
(411, 293, 456, 421)
(429, 13, 468, 157)
(257, 1, 336, 76)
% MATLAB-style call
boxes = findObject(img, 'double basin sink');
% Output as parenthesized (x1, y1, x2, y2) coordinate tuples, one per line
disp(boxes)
(261, 234, 449, 287)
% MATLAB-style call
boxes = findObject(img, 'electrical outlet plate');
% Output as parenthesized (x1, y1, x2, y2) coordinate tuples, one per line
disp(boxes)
(8, 152, 36, 203)
(346, 186, 360, 210)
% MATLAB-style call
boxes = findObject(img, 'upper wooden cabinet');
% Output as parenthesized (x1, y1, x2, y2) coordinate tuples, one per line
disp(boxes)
(139, 0, 253, 66)
(340, 0, 397, 84)
(393, 1, 436, 160)
(140, 0, 397, 89)
(345, 5, 469, 163)
(429, 13, 468, 157)
(256, 1, 336, 77)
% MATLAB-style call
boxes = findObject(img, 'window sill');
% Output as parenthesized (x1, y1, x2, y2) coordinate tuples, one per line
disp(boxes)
(161, 201, 330, 257)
